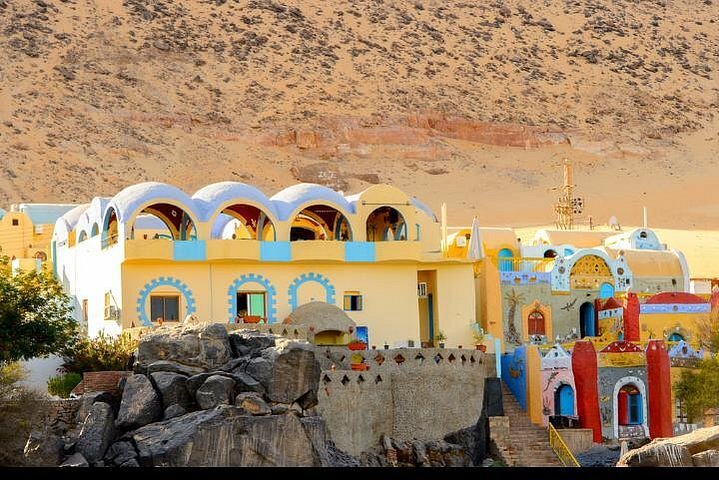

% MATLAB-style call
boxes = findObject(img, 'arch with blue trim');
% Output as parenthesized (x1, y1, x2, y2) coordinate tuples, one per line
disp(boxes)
(227, 274, 277, 324)
(288, 272, 335, 311)
(136, 276, 196, 326)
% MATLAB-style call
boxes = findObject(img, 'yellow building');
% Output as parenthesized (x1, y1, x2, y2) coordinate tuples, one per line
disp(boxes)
(0, 203, 78, 273)
(53, 182, 478, 347)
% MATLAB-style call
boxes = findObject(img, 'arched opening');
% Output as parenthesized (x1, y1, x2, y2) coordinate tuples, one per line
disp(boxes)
(599, 282, 615, 299)
(366, 206, 407, 241)
(543, 249, 558, 259)
(290, 204, 352, 241)
(34, 251, 47, 261)
(216, 204, 276, 240)
(554, 384, 575, 416)
(498, 248, 514, 272)
(90, 223, 99, 237)
(580, 301, 596, 338)
(129, 203, 197, 241)
(570, 254, 614, 290)
(133, 214, 173, 240)
(668, 332, 684, 342)
(618, 384, 643, 426)
(314, 329, 346, 346)
(78, 230, 88, 243)
(528, 309, 545, 336)
(102, 207, 119, 248)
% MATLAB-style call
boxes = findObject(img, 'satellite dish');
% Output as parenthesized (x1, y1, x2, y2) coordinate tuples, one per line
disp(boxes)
(608, 215, 621, 231)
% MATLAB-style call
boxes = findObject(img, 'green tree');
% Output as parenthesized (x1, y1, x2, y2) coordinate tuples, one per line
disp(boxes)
(0, 256, 78, 363)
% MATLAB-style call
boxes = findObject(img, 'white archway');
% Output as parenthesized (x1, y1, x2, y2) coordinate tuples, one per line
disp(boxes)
(612, 375, 649, 439)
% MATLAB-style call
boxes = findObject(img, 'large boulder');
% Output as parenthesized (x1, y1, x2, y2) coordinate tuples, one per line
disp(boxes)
(138, 323, 232, 371)
(23, 428, 63, 466)
(187, 371, 264, 398)
(268, 347, 321, 409)
(245, 357, 273, 390)
(228, 330, 276, 357)
(132, 406, 320, 466)
(235, 392, 270, 416)
(195, 375, 235, 409)
(76, 391, 116, 422)
(116, 375, 162, 430)
(75, 402, 116, 463)
(60, 452, 89, 467)
(104, 441, 139, 467)
(146, 360, 205, 377)
(150, 372, 193, 410)
(618, 426, 719, 467)
(692, 449, 719, 466)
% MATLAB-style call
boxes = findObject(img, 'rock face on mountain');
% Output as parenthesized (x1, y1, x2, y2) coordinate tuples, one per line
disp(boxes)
(617, 425, 719, 467)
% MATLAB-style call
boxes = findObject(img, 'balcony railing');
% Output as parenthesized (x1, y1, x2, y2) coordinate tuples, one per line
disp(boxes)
(548, 423, 580, 467)
(490, 256, 555, 273)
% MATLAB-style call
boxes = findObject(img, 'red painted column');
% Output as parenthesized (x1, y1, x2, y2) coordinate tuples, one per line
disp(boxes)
(624, 292, 640, 342)
(617, 390, 629, 425)
(571, 340, 603, 442)
(646, 339, 673, 438)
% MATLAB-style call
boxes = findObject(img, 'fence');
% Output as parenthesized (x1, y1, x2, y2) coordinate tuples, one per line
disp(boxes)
(548, 423, 580, 467)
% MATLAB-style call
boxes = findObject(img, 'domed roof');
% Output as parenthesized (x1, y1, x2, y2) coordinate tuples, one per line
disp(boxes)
(53, 204, 91, 241)
(645, 292, 706, 304)
(192, 181, 278, 222)
(285, 301, 356, 333)
(270, 183, 354, 220)
(106, 182, 199, 223)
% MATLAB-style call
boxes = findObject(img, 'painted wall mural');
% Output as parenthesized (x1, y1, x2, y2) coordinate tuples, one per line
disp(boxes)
(501, 346, 527, 410)
(504, 288, 525, 346)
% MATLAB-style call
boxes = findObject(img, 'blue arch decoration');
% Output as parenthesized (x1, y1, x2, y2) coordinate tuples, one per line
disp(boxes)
(599, 282, 615, 299)
(498, 248, 514, 272)
(227, 274, 277, 324)
(288, 272, 335, 311)
(136, 276, 196, 326)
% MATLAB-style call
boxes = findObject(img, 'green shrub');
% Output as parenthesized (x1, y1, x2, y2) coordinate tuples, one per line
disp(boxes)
(47, 372, 82, 398)
(60, 332, 137, 374)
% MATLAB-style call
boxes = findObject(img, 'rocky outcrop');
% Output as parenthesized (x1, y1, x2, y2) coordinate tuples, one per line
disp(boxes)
(75, 402, 116, 463)
(137, 323, 232, 370)
(116, 374, 162, 430)
(195, 375, 235, 409)
(359, 435, 472, 467)
(150, 372, 193, 411)
(617, 425, 719, 467)
(268, 346, 321, 409)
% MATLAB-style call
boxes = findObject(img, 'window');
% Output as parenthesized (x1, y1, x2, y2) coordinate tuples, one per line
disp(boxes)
(236, 292, 266, 319)
(528, 310, 545, 335)
(150, 295, 180, 322)
(12, 218, 19, 226)
(676, 398, 688, 424)
(343, 292, 363, 311)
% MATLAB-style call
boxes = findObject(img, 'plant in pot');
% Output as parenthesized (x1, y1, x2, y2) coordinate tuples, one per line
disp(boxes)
(471, 324, 487, 352)
(348, 339, 368, 351)
(435, 330, 447, 348)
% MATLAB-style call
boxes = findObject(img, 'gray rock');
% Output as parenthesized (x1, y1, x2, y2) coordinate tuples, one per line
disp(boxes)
(219, 357, 250, 373)
(150, 371, 193, 410)
(618, 426, 719, 466)
(76, 391, 115, 423)
(132, 406, 319, 466)
(692, 449, 719, 466)
(271, 403, 290, 415)
(233, 371, 265, 394)
(60, 452, 89, 467)
(147, 360, 205, 377)
(235, 392, 270, 415)
(76, 402, 116, 463)
(23, 428, 63, 466)
(138, 323, 232, 371)
(228, 331, 276, 357)
(245, 357, 273, 389)
(120, 458, 140, 467)
(104, 441, 138, 467)
(268, 348, 320, 409)
(116, 374, 162, 430)
(195, 375, 235, 409)
(164, 404, 187, 420)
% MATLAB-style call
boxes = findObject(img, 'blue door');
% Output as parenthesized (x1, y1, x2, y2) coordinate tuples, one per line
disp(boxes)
(498, 248, 513, 272)
(555, 384, 575, 416)
(580, 302, 595, 337)
(628, 393, 642, 425)
(599, 282, 615, 299)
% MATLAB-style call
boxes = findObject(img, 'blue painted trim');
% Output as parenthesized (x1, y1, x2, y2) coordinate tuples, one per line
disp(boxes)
(345, 242, 376, 262)
(227, 274, 277, 324)
(640, 303, 710, 314)
(173, 240, 206, 261)
(260, 241, 291, 261)
(494, 338, 502, 377)
(136, 276, 196, 326)
(288, 272, 335, 310)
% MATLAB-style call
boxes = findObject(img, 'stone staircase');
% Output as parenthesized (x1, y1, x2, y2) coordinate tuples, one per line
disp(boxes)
(500, 383, 564, 467)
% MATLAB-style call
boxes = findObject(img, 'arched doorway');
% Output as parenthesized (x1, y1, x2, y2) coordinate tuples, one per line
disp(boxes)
(580, 301, 595, 337)
(554, 384, 575, 416)
(214, 204, 276, 240)
(618, 384, 643, 426)
(528, 309, 545, 336)
(668, 332, 684, 342)
(366, 206, 407, 241)
(130, 203, 197, 241)
(290, 205, 352, 241)
(599, 282, 615, 299)
(498, 248, 513, 272)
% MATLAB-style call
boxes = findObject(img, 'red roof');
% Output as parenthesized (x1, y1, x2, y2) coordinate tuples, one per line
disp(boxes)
(645, 292, 706, 304)
(600, 297, 622, 310)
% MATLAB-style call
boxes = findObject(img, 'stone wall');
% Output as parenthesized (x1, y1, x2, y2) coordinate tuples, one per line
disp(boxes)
(47, 398, 81, 435)
(557, 428, 594, 455)
(316, 346, 494, 455)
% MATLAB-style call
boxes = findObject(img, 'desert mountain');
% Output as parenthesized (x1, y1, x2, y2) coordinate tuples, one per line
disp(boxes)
(0, 0, 717, 227)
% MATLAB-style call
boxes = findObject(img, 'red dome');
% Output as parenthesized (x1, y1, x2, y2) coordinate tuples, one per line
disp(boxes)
(645, 292, 706, 304)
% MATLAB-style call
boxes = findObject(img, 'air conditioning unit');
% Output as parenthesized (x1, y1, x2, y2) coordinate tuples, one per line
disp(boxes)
(417, 282, 428, 298)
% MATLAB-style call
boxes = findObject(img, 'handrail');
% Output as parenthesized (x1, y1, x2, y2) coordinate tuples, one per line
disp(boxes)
(548, 423, 580, 467)
(489, 256, 556, 273)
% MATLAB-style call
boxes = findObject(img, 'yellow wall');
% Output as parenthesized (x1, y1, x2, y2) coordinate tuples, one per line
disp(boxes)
(479, 260, 504, 351)
(120, 261, 477, 349)
(526, 345, 543, 425)
(0, 211, 54, 271)
(639, 311, 708, 347)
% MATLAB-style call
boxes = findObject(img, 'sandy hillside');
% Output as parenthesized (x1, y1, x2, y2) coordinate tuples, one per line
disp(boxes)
(0, 0, 717, 232)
